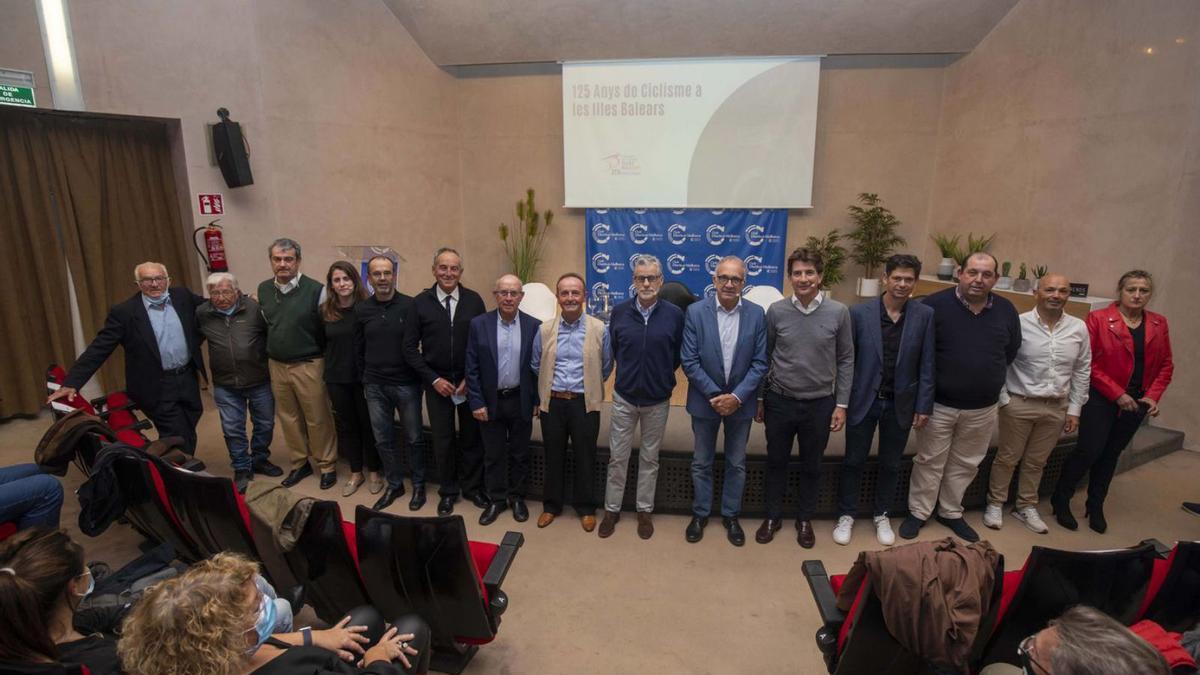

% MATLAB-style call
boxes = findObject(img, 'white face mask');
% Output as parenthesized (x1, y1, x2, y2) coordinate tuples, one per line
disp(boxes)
(74, 569, 94, 598)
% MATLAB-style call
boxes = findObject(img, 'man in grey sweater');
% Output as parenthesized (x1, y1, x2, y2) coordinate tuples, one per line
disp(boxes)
(755, 247, 854, 548)
(196, 272, 282, 492)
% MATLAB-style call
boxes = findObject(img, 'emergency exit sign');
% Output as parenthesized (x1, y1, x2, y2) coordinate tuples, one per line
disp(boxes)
(0, 84, 35, 108)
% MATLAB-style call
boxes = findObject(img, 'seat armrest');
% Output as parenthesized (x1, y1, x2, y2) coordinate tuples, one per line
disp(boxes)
(482, 531, 524, 592)
(129, 419, 154, 431)
(1139, 538, 1171, 559)
(802, 560, 846, 626)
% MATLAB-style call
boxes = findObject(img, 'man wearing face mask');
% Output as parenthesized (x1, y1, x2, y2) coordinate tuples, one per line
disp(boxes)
(48, 261, 207, 454)
(196, 272, 282, 494)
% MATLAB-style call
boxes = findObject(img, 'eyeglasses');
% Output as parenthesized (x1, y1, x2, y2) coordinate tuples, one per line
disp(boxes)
(495, 290, 523, 298)
(138, 276, 169, 285)
(634, 275, 662, 284)
(1018, 634, 1048, 675)
(716, 275, 745, 285)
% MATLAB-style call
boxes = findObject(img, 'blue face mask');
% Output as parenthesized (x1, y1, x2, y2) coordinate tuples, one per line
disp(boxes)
(246, 592, 276, 654)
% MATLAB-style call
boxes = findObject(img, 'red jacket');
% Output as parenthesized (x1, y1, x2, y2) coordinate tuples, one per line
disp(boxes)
(1086, 303, 1173, 403)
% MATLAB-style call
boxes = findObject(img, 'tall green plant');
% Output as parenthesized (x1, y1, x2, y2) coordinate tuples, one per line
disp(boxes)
(804, 229, 848, 289)
(846, 193, 906, 279)
(498, 188, 554, 282)
(959, 233, 996, 267)
(931, 233, 962, 261)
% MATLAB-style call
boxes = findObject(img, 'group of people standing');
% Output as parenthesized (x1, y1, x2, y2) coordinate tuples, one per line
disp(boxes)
(47, 239, 1172, 550)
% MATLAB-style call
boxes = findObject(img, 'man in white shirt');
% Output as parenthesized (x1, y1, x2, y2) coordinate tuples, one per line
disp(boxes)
(984, 273, 1091, 533)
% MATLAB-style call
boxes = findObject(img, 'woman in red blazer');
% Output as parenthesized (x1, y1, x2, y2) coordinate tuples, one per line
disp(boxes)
(1053, 270, 1173, 533)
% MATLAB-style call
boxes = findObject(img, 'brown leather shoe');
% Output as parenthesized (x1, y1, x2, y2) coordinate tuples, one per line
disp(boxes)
(797, 519, 816, 548)
(598, 511, 619, 538)
(581, 515, 597, 532)
(637, 512, 654, 540)
(755, 518, 782, 544)
(537, 512, 556, 528)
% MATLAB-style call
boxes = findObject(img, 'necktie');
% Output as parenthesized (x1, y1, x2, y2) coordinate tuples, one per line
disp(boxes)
(444, 295, 453, 321)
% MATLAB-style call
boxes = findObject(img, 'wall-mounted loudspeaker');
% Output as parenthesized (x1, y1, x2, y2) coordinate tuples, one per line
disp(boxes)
(212, 107, 253, 188)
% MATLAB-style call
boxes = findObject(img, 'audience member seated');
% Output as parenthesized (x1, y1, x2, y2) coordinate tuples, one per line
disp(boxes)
(0, 528, 119, 675)
(980, 605, 1170, 675)
(0, 464, 64, 531)
(118, 552, 430, 675)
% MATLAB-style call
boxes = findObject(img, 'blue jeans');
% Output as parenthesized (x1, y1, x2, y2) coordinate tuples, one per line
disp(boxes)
(212, 383, 275, 472)
(839, 397, 911, 517)
(0, 464, 64, 529)
(690, 416, 752, 518)
(364, 383, 426, 489)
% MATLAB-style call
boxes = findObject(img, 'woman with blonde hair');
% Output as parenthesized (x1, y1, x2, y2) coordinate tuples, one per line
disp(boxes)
(118, 553, 428, 675)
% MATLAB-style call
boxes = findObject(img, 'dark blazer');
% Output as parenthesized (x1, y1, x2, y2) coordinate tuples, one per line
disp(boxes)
(465, 309, 541, 419)
(403, 284, 487, 386)
(64, 288, 206, 407)
(680, 297, 768, 420)
(847, 296, 935, 429)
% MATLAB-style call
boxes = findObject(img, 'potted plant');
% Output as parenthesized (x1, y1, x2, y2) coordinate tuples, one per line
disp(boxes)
(957, 233, 996, 267)
(845, 193, 906, 297)
(804, 229, 847, 296)
(1012, 263, 1031, 292)
(498, 188, 554, 281)
(930, 233, 961, 280)
(1032, 265, 1048, 289)
(996, 261, 1013, 290)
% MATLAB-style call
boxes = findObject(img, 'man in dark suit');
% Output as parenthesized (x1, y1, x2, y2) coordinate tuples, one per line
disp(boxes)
(465, 274, 541, 525)
(48, 262, 206, 453)
(835, 254, 935, 547)
(403, 247, 488, 516)
(680, 256, 768, 546)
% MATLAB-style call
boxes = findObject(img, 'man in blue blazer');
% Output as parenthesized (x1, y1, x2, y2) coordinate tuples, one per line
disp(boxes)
(48, 262, 206, 453)
(834, 254, 935, 546)
(680, 257, 768, 546)
(466, 274, 542, 525)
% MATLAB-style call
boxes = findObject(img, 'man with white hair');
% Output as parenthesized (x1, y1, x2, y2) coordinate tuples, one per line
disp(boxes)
(195, 272, 283, 493)
(48, 261, 207, 453)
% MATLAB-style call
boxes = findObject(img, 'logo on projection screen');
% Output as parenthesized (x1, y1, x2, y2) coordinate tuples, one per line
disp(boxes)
(706, 224, 739, 246)
(602, 153, 641, 176)
(592, 252, 612, 273)
(629, 223, 650, 244)
(745, 255, 764, 276)
(668, 224, 688, 245)
(667, 254, 688, 275)
(705, 255, 721, 275)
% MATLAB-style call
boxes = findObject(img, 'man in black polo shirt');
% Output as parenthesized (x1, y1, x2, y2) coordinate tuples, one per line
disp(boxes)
(357, 255, 427, 511)
(900, 252, 1021, 542)
(403, 248, 487, 516)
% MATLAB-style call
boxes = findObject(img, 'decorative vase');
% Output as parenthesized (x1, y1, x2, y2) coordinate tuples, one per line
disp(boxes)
(1012, 279, 1032, 292)
(936, 257, 955, 280)
(856, 278, 880, 297)
(995, 276, 1012, 290)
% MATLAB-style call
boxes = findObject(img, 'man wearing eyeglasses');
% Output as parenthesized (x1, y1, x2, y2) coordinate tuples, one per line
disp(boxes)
(680, 256, 768, 546)
(597, 255, 684, 540)
(465, 274, 542, 526)
(49, 261, 207, 453)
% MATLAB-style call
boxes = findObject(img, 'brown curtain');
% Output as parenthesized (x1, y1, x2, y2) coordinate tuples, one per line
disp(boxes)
(0, 110, 77, 417)
(0, 108, 196, 412)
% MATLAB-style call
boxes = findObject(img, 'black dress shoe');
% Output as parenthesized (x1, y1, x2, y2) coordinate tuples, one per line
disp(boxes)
(373, 487, 401, 511)
(479, 502, 506, 525)
(755, 518, 782, 544)
(1086, 507, 1108, 534)
(319, 471, 337, 490)
(796, 520, 815, 548)
(437, 495, 457, 516)
(1052, 501, 1078, 531)
(935, 515, 980, 542)
(466, 492, 490, 509)
(280, 464, 313, 487)
(251, 459, 284, 477)
(408, 485, 426, 511)
(723, 517, 745, 547)
(685, 516, 708, 543)
(898, 516, 926, 540)
(510, 498, 529, 522)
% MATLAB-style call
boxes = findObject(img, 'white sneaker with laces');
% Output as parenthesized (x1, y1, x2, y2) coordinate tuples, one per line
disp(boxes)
(832, 515, 854, 545)
(1012, 506, 1049, 534)
(874, 515, 895, 546)
(983, 503, 1003, 529)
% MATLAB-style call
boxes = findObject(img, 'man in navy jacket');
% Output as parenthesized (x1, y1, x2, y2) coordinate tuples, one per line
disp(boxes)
(466, 274, 541, 525)
(598, 255, 684, 540)
(835, 254, 935, 547)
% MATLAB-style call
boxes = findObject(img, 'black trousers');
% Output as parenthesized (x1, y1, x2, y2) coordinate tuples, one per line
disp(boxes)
(425, 388, 483, 498)
(540, 396, 599, 516)
(480, 393, 532, 502)
(763, 390, 835, 520)
(145, 369, 204, 454)
(327, 382, 380, 473)
(1053, 387, 1147, 513)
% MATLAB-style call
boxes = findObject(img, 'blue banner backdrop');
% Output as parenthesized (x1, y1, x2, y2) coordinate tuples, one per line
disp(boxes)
(584, 208, 787, 309)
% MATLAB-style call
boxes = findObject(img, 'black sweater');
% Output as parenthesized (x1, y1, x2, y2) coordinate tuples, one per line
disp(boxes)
(922, 287, 1021, 410)
(403, 285, 486, 386)
(355, 293, 420, 386)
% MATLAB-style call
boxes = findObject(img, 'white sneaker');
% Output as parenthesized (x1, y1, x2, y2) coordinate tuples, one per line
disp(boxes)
(874, 515, 895, 546)
(1012, 507, 1049, 534)
(983, 504, 1004, 530)
(832, 515, 854, 545)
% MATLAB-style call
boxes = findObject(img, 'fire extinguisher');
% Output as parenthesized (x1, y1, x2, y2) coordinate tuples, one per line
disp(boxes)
(193, 219, 229, 272)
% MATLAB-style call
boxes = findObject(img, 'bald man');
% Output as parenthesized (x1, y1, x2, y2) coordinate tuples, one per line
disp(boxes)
(48, 261, 207, 453)
(984, 273, 1090, 533)
(465, 274, 542, 525)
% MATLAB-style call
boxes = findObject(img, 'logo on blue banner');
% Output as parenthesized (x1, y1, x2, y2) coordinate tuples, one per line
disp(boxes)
(586, 208, 787, 304)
